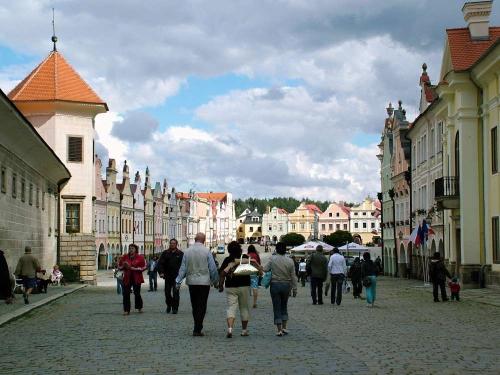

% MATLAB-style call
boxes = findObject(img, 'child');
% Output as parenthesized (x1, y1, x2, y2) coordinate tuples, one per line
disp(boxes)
(448, 277, 461, 301)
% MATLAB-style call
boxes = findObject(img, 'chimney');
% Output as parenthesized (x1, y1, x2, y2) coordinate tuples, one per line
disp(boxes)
(462, 1, 493, 40)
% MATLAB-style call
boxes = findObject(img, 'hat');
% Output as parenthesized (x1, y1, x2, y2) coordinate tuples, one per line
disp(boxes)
(25, 246, 32, 254)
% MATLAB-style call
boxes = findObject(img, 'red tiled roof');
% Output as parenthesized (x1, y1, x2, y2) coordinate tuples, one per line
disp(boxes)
(196, 192, 227, 201)
(446, 27, 500, 71)
(277, 208, 288, 214)
(305, 204, 322, 214)
(176, 192, 191, 200)
(8, 51, 108, 109)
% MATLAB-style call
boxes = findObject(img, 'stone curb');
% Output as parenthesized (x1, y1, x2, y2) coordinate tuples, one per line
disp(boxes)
(0, 284, 88, 327)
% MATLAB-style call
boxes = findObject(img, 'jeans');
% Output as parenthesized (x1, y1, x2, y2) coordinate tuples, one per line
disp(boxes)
(149, 272, 158, 291)
(352, 278, 362, 297)
(310, 277, 324, 304)
(165, 279, 180, 310)
(122, 283, 143, 313)
(270, 282, 291, 325)
(330, 274, 344, 305)
(432, 280, 448, 301)
(365, 276, 377, 304)
(188, 285, 210, 333)
(451, 292, 460, 301)
(299, 272, 307, 287)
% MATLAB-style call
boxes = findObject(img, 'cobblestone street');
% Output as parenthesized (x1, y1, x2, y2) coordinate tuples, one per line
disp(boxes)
(1, 275, 499, 375)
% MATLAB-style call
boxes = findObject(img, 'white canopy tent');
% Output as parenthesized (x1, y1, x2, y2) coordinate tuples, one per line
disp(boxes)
(290, 241, 333, 253)
(338, 242, 369, 251)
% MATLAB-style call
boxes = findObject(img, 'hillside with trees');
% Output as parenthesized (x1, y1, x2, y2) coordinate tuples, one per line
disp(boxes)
(234, 197, 334, 217)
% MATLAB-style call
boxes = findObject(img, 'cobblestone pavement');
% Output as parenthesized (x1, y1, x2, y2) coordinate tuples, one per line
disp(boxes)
(1, 275, 499, 374)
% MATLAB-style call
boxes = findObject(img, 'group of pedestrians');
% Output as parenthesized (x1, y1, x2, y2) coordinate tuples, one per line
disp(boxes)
(301, 245, 380, 308)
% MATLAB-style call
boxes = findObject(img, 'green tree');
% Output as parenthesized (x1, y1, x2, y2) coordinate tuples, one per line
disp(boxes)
(281, 232, 305, 247)
(323, 230, 353, 248)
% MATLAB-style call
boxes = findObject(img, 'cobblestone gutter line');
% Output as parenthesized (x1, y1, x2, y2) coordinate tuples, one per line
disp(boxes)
(0, 284, 87, 327)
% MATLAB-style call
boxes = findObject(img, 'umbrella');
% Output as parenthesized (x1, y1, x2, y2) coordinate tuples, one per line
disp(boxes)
(290, 241, 333, 252)
(338, 242, 369, 251)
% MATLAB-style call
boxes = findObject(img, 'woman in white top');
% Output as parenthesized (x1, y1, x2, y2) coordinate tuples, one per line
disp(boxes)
(298, 258, 307, 287)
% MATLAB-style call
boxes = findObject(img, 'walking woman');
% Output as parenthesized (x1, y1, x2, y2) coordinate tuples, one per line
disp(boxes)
(361, 252, 378, 307)
(247, 245, 261, 308)
(219, 241, 260, 338)
(118, 244, 146, 315)
(263, 242, 297, 336)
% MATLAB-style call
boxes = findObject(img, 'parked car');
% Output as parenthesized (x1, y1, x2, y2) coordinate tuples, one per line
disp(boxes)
(216, 244, 225, 254)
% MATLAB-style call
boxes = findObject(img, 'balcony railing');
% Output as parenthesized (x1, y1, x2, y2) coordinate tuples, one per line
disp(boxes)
(435, 177, 460, 209)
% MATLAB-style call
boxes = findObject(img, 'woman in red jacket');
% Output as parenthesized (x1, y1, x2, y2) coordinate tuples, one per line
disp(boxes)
(118, 244, 146, 315)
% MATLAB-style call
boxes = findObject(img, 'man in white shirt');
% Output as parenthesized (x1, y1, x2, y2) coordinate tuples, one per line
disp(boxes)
(327, 248, 347, 306)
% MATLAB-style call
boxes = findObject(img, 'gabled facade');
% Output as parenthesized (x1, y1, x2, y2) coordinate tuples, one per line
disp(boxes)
(262, 207, 289, 243)
(318, 202, 350, 238)
(119, 161, 134, 254)
(132, 172, 145, 254)
(288, 203, 322, 240)
(236, 209, 262, 244)
(349, 197, 381, 245)
(94, 155, 108, 269)
(161, 180, 170, 249)
(105, 159, 120, 261)
(143, 167, 154, 256)
(153, 181, 164, 253)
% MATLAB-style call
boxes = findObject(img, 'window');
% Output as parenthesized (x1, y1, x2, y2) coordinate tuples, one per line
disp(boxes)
(437, 122, 443, 153)
(68, 136, 83, 162)
(12, 173, 17, 198)
(492, 127, 498, 174)
(455, 132, 460, 177)
(0, 167, 6, 193)
(300, 223, 305, 230)
(371, 222, 375, 229)
(279, 224, 282, 231)
(343, 224, 348, 230)
(249, 226, 254, 232)
(336, 212, 339, 217)
(362, 212, 366, 216)
(29, 183, 33, 205)
(257, 227, 261, 232)
(430, 127, 435, 156)
(321, 224, 326, 230)
(292, 224, 296, 230)
(412, 145, 417, 169)
(336, 224, 340, 230)
(493, 217, 499, 264)
(329, 224, 333, 230)
(21, 178, 26, 202)
(269, 226, 272, 231)
(363, 222, 367, 229)
(66, 203, 81, 233)
(239, 227, 243, 233)
(329, 213, 332, 217)
(354, 222, 358, 229)
(354, 212, 358, 216)
(42, 191, 45, 210)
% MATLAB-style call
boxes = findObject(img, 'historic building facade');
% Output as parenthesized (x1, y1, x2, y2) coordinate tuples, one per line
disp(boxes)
(94, 156, 108, 269)
(262, 207, 289, 244)
(8, 44, 108, 283)
(349, 198, 381, 246)
(288, 203, 322, 240)
(0, 89, 70, 271)
(318, 202, 350, 239)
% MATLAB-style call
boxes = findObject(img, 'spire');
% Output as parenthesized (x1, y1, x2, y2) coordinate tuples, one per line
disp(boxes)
(51, 8, 58, 52)
(123, 160, 129, 179)
(386, 102, 393, 117)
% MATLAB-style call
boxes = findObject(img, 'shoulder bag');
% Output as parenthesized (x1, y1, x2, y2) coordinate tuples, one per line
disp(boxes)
(233, 255, 258, 276)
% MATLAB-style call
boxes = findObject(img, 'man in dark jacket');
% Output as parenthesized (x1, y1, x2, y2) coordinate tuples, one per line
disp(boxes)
(348, 257, 363, 298)
(429, 252, 451, 302)
(307, 245, 328, 305)
(157, 239, 184, 314)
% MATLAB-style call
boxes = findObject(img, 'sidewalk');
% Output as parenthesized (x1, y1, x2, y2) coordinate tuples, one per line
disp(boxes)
(401, 277, 500, 307)
(0, 284, 87, 327)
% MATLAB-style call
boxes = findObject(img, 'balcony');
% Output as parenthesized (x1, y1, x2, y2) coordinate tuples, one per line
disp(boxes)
(435, 177, 460, 210)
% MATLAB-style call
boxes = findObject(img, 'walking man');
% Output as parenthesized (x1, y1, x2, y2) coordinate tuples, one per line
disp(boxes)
(147, 255, 158, 292)
(308, 245, 328, 305)
(15, 246, 41, 304)
(176, 233, 219, 336)
(157, 239, 184, 314)
(327, 247, 347, 306)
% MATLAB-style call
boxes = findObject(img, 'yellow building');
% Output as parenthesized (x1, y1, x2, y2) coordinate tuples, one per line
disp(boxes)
(236, 209, 262, 244)
(288, 203, 322, 240)
(432, 1, 499, 285)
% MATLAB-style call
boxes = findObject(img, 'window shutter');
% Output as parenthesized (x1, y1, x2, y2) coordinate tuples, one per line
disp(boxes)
(68, 137, 83, 162)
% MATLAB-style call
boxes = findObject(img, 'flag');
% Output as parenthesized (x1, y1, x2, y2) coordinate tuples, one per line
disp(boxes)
(409, 225, 419, 243)
(416, 225, 424, 247)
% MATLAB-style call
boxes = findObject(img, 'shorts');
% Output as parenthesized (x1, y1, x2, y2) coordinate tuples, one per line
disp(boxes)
(250, 275, 260, 289)
(226, 286, 250, 321)
(22, 277, 37, 289)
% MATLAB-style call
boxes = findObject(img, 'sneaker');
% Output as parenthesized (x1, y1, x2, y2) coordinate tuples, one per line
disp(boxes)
(226, 329, 233, 338)
(241, 330, 249, 337)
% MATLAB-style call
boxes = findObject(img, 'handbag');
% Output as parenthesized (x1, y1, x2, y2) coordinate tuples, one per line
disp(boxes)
(233, 255, 258, 276)
(343, 280, 352, 294)
(261, 271, 272, 288)
(362, 276, 371, 287)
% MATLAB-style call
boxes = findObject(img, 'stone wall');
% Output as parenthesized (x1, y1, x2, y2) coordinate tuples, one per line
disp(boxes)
(59, 234, 96, 284)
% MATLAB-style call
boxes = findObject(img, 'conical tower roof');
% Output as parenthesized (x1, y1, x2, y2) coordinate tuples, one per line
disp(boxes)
(8, 50, 108, 110)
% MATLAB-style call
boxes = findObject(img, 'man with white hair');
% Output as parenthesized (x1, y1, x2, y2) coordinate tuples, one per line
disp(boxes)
(176, 233, 219, 336)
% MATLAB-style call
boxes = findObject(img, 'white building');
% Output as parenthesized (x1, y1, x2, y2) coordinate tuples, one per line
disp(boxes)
(262, 207, 289, 243)
(8, 44, 108, 283)
(349, 197, 381, 245)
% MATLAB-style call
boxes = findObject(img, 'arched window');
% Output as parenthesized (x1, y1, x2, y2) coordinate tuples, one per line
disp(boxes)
(455, 131, 460, 177)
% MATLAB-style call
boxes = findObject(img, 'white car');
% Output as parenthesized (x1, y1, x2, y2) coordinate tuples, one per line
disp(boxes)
(216, 244, 225, 254)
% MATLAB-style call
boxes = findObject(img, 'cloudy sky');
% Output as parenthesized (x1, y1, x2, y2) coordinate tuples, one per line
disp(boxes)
(1, 1, 498, 202)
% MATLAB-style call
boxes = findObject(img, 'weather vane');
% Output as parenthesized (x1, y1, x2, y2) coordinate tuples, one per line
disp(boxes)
(51, 8, 58, 51)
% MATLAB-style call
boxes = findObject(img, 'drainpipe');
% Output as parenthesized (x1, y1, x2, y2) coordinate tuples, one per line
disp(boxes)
(389, 188, 398, 277)
(469, 72, 487, 288)
(56, 177, 70, 265)
(377, 192, 384, 271)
